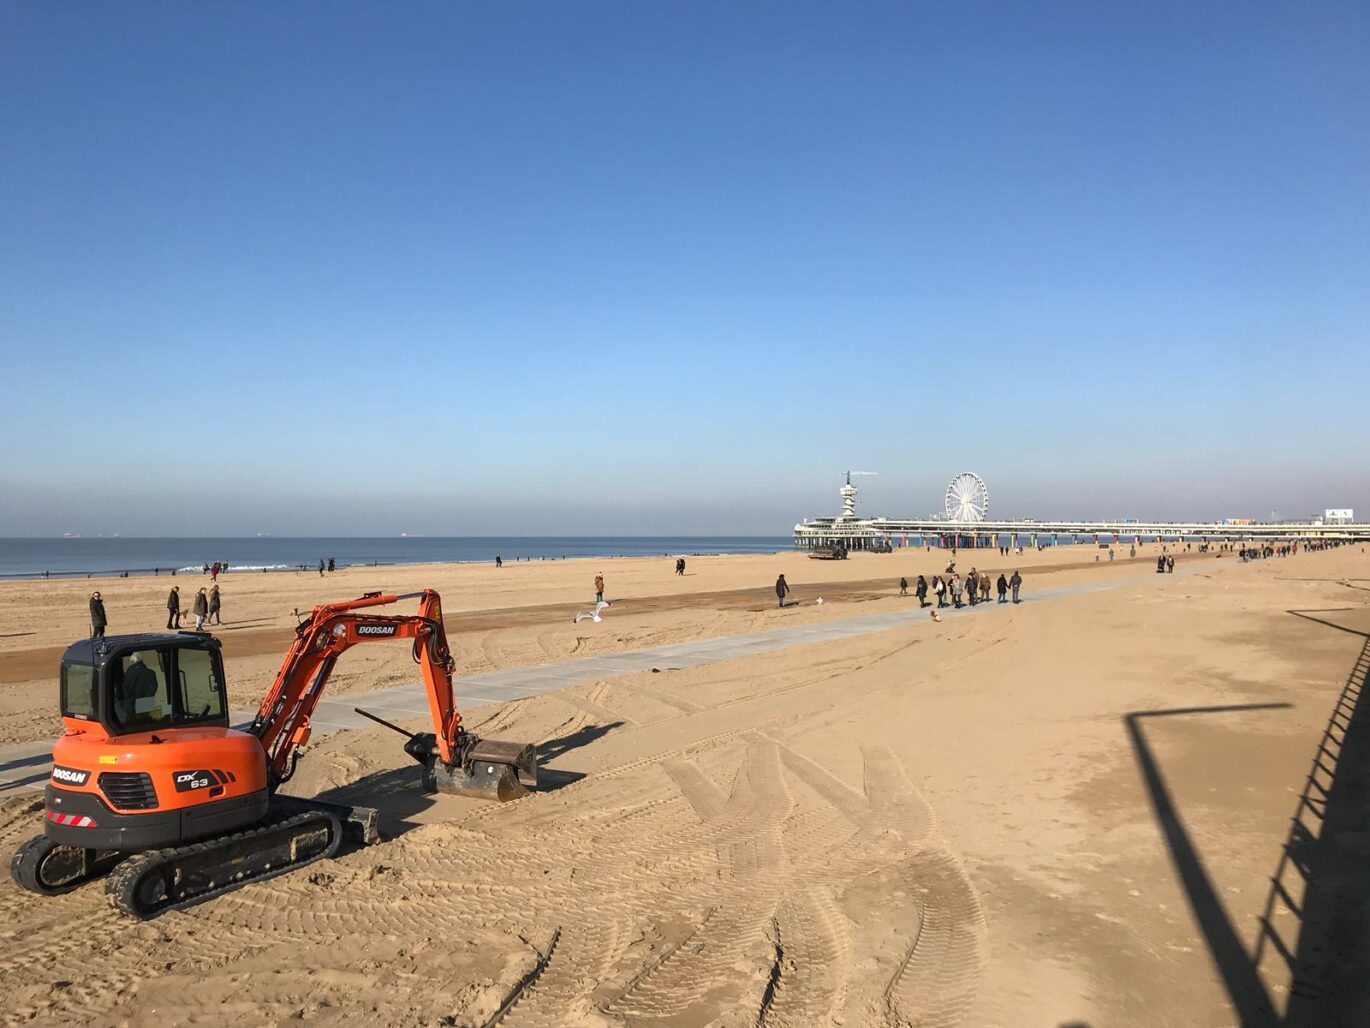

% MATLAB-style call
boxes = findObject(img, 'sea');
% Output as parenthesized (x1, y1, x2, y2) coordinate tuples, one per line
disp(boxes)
(0, 537, 796, 580)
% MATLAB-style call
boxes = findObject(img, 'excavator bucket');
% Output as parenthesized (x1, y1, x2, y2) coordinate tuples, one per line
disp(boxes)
(428, 739, 538, 802)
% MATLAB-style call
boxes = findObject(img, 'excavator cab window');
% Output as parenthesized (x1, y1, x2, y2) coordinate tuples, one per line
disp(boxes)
(108, 650, 171, 730)
(60, 663, 97, 721)
(102, 644, 228, 735)
(177, 647, 226, 723)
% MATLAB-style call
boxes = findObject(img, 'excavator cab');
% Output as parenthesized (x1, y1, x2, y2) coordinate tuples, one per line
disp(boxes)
(60, 634, 230, 737)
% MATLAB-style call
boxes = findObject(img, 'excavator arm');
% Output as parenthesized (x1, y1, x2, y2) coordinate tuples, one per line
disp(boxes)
(250, 590, 536, 799)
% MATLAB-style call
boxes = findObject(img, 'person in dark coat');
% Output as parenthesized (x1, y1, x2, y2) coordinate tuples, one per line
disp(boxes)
(166, 586, 181, 629)
(966, 569, 979, 606)
(997, 574, 1008, 603)
(193, 587, 209, 631)
(208, 585, 221, 625)
(1010, 571, 1022, 603)
(933, 575, 946, 607)
(89, 591, 107, 638)
(775, 574, 790, 608)
(915, 575, 928, 607)
(899, 577, 908, 596)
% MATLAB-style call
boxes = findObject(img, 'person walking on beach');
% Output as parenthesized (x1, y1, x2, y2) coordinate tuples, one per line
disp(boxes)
(208, 584, 221, 626)
(950, 573, 963, 608)
(166, 586, 181, 629)
(979, 574, 990, 603)
(318, 559, 325, 577)
(966, 569, 979, 606)
(932, 575, 946, 607)
(193, 588, 209, 631)
(915, 575, 928, 607)
(997, 573, 1008, 603)
(89, 591, 107, 638)
(775, 573, 790, 608)
(899, 577, 908, 596)
(594, 573, 605, 604)
(1010, 571, 1022, 603)
(495, 555, 503, 568)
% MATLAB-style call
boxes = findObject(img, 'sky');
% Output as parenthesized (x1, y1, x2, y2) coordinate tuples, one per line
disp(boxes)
(1, 3, 1367, 537)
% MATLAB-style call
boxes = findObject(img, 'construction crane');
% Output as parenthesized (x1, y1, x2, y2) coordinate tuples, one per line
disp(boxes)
(11, 590, 536, 918)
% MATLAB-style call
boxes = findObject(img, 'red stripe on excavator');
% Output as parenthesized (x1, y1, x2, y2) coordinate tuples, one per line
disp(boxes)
(46, 811, 97, 828)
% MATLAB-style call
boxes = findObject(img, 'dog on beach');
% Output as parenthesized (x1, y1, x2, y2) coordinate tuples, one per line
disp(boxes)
(930, 609, 941, 622)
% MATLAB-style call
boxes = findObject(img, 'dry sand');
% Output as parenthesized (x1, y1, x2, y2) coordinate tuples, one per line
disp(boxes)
(1, 543, 1368, 1026)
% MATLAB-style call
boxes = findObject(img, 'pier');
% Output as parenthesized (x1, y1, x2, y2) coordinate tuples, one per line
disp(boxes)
(794, 473, 1370, 550)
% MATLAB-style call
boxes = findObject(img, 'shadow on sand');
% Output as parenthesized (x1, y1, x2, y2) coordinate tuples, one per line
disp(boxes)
(1255, 614, 1370, 1026)
(312, 720, 627, 839)
(1125, 609, 1370, 1027)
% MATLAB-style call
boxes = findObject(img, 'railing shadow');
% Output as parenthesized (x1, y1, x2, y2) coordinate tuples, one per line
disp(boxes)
(1253, 618, 1370, 1026)
(1127, 610, 1370, 1026)
(1125, 703, 1289, 1027)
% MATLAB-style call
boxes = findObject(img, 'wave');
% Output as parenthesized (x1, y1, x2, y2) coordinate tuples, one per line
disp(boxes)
(176, 564, 294, 573)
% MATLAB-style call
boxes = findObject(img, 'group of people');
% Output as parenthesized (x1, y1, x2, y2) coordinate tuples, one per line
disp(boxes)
(1239, 544, 1293, 561)
(165, 585, 222, 630)
(318, 557, 336, 576)
(1156, 555, 1176, 573)
(87, 584, 225, 638)
(201, 560, 230, 580)
(900, 568, 1022, 607)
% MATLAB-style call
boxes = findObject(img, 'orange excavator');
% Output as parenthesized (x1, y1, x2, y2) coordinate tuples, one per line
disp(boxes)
(10, 590, 537, 918)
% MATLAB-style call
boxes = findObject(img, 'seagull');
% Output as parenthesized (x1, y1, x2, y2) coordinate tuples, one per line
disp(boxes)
(573, 601, 612, 624)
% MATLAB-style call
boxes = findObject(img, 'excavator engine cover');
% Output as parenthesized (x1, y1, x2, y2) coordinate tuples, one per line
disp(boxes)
(427, 740, 537, 801)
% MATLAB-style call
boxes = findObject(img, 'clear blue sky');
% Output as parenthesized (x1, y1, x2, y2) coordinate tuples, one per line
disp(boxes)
(2, 3, 1366, 536)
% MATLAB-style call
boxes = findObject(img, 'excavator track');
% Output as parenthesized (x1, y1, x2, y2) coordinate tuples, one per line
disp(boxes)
(11, 834, 123, 895)
(106, 807, 342, 919)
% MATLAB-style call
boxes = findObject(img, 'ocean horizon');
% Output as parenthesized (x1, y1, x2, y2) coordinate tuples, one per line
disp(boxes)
(0, 536, 796, 579)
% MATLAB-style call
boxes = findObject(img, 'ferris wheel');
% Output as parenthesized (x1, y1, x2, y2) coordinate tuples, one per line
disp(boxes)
(945, 472, 989, 523)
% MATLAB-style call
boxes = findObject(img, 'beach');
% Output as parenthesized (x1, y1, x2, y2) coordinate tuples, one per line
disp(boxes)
(1, 542, 1368, 1025)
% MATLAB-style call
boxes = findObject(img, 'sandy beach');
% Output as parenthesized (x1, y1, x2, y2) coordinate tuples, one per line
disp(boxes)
(2, 542, 1368, 1025)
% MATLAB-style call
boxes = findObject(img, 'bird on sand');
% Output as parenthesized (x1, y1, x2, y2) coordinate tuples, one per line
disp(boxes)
(573, 601, 612, 623)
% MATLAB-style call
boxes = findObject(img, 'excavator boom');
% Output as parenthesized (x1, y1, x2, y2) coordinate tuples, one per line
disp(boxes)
(252, 589, 536, 798)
